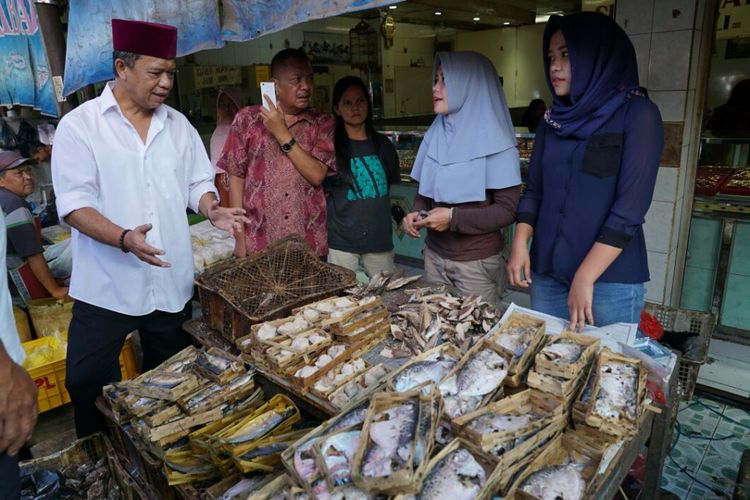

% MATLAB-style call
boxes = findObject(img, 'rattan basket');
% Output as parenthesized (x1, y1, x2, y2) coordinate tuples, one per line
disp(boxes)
(195, 235, 356, 341)
(644, 303, 716, 401)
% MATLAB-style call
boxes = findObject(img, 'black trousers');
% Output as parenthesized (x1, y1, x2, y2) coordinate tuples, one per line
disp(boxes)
(66, 300, 192, 438)
(0, 452, 19, 500)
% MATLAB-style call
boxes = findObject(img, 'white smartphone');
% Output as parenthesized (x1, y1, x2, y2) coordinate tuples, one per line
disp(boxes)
(260, 81, 277, 110)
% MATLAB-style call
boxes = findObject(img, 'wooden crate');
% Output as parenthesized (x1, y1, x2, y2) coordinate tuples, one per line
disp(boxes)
(327, 363, 390, 410)
(280, 398, 370, 488)
(488, 312, 546, 379)
(193, 347, 246, 384)
(323, 297, 390, 343)
(247, 473, 303, 500)
(264, 328, 332, 372)
(310, 359, 373, 399)
(533, 331, 600, 380)
(178, 372, 256, 416)
(397, 438, 499, 500)
(585, 349, 648, 437)
(232, 428, 311, 474)
(126, 371, 200, 401)
(452, 389, 566, 450)
(351, 391, 428, 494)
(506, 429, 616, 499)
(386, 343, 463, 393)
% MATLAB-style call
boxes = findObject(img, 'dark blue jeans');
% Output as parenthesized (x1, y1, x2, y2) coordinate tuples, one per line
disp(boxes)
(530, 272, 645, 326)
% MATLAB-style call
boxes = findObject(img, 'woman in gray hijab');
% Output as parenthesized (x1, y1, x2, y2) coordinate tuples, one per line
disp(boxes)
(404, 51, 521, 306)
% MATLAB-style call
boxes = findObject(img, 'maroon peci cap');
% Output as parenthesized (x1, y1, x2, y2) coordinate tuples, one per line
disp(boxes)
(112, 19, 177, 60)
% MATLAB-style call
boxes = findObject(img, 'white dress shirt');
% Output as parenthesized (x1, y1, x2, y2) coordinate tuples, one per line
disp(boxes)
(52, 82, 217, 316)
(1, 212, 25, 365)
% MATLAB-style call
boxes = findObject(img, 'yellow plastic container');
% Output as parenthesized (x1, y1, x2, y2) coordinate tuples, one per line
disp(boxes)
(23, 335, 138, 413)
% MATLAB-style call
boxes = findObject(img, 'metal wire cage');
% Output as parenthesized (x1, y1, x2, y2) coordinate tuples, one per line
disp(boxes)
(644, 303, 716, 401)
(196, 235, 356, 341)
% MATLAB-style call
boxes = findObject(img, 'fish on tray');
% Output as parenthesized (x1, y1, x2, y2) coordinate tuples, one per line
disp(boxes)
(466, 413, 538, 436)
(539, 339, 585, 364)
(418, 448, 487, 499)
(293, 437, 320, 483)
(392, 357, 457, 393)
(142, 372, 189, 390)
(519, 463, 587, 500)
(197, 350, 238, 375)
(440, 349, 508, 418)
(360, 400, 419, 478)
(593, 362, 639, 421)
(494, 325, 536, 359)
(222, 406, 295, 445)
(320, 430, 361, 486)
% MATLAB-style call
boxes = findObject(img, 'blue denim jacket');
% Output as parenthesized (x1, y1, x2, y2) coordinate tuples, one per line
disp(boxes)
(516, 95, 664, 285)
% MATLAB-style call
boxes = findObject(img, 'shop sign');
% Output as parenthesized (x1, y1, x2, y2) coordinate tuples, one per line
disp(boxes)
(717, 0, 750, 38)
(0, 0, 57, 115)
(193, 66, 242, 89)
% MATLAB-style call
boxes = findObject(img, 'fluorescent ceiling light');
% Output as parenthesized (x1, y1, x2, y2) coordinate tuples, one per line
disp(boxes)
(434, 11, 442, 15)
(389, 4, 397, 9)
(473, 16, 480, 21)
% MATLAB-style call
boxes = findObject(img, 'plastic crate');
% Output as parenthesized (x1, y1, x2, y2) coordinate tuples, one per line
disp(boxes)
(23, 335, 138, 413)
(643, 303, 716, 401)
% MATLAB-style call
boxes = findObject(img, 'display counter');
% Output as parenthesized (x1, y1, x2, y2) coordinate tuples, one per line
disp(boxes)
(682, 136, 750, 341)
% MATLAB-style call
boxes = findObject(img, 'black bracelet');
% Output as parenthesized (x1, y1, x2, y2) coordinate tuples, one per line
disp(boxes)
(119, 229, 131, 253)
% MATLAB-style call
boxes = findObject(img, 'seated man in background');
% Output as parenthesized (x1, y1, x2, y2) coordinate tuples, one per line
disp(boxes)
(0, 151, 69, 302)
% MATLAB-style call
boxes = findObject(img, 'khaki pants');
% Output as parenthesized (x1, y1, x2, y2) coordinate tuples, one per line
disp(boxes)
(423, 246, 506, 308)
(327, 248, 396, 279)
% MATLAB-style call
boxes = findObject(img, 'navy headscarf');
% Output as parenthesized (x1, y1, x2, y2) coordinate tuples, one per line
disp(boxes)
(543, 12, 640, 139)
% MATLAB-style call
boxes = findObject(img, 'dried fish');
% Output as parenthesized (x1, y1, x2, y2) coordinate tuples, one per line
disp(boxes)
(539, 339, 585, 364)
(494, 325, 536, 359)
(222, 406, 295, 444)
(391, 359, 456, 393)
(519, 464, 586, 500)
(418, 448, 487, 499)
(440, 349, 507, 418)
(465, 413, 536, 435)
(361, 400, 419, 478)
(293, 437, 321, 483)
(593, 362, 639, 421)
(385, 286, 499, 357)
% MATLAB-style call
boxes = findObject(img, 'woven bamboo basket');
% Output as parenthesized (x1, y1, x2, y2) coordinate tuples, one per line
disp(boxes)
(195, 235, 356, 341)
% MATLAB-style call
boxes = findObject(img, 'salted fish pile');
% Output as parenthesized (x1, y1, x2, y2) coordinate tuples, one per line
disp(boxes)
(593, 362, 640, 421)
(439, 349, 508, 418)
(20, 457, 121, 500)
(417, 448, 487, 499)
(383, 286, 499, 358)
(345, 270, 423, 298)
(360, 400, 419, 478)
(538, 339, 585, 364)
(519, 464, 587, 500)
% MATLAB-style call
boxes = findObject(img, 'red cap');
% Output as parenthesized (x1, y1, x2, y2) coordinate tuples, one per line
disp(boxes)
(112, 19, 177, 59)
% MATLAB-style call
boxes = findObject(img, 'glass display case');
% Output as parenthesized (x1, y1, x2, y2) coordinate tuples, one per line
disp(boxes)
(683, 136, 750, 338)
(380, 127, 536, 183)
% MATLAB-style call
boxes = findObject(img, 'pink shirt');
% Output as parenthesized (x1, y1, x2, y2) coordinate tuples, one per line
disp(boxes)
(218, 105, 335, 256)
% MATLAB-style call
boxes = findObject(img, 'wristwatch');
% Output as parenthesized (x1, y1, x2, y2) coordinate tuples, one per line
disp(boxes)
(280, 137, 296, 153)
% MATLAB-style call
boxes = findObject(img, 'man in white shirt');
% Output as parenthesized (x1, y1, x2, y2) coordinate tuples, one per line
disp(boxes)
(52, 19, 248, 437)
(0, 211, 38, 499)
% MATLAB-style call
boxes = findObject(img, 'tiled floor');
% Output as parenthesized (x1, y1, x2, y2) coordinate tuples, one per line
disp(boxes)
(661, 394, 750, 498)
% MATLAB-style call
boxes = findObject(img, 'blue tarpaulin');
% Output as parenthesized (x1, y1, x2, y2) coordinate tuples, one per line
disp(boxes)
(0, 0, 58, 116)
(63, 0, 400, 96)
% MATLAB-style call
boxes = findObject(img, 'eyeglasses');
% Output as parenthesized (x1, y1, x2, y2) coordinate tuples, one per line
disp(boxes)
(6, 166, 33, 177)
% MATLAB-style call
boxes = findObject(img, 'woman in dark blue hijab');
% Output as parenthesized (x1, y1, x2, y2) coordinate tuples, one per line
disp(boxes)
(507, 12, 664, 332)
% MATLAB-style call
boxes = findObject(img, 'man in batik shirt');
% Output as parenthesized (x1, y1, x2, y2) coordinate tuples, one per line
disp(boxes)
(219, 48, 335, 257)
